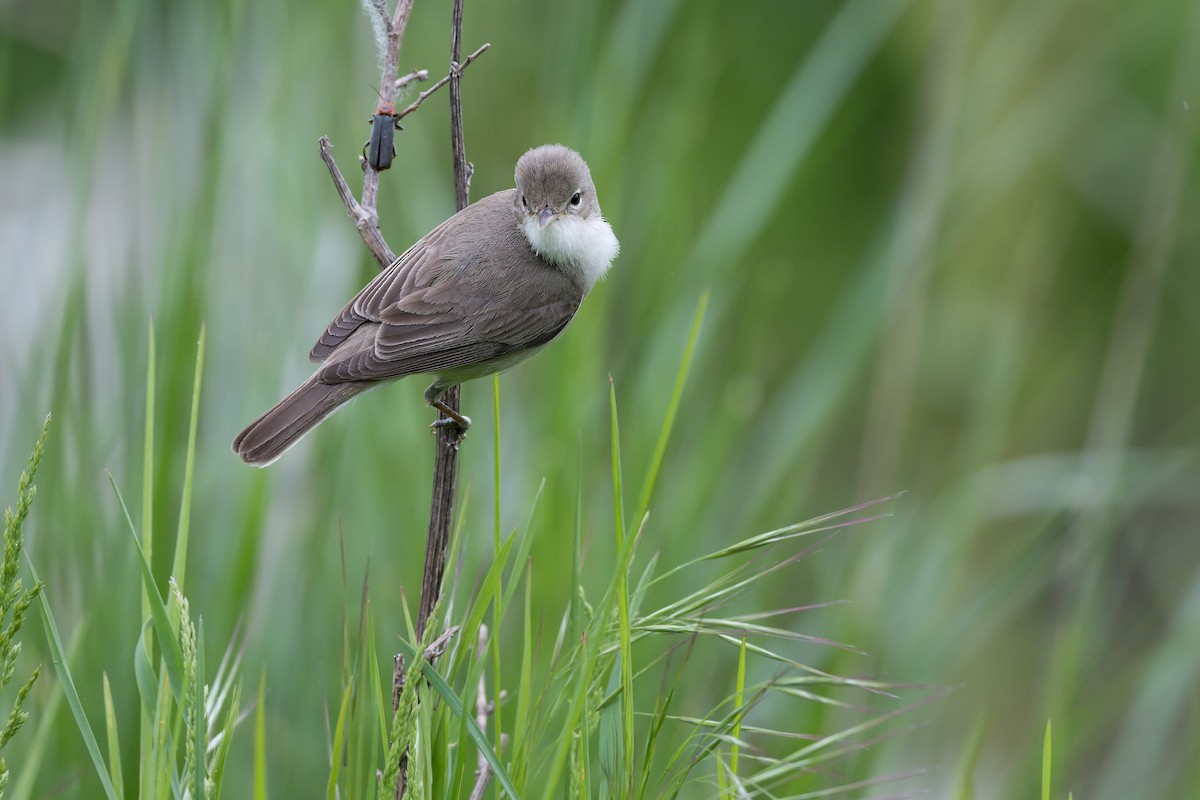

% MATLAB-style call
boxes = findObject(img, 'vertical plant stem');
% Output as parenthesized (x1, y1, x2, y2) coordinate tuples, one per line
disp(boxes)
(416, 0, 470, 642)
(490, 375, 504, 753)
(609, 381, 635, 796)
(401, 1, 470, 795)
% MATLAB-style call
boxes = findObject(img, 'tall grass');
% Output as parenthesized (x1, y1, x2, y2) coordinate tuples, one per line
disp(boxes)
(1, 0, 1198, 796)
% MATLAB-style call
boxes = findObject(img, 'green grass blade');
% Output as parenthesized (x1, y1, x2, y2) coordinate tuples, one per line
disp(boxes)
(326, 682, 354, 800)
(493, 482, 546, 657)
(572, 437, 584, 643)
(9, 627, 66, 800)
(491, 373, 504, 754)
(27, 561, 120, 800)
(139, 319, 156, 796)
(192, 618, 208, 800)
(172, 323, 205, 598)
(210, 680, 241, 799)
(952, 714, 986, 800)
(254, 670, 268, 800)
(132, 623, 159, 719)
(730, 634, 746, 786)
(450, 528, 517, 679)
(101, 672, 125, 798)
(610, 379, 635, 796)
(633, 289, 707, 526)
(514, 560, 533, 783)
(141, 318, 155, 615)
(106, 472, 185, 701)
(539, 620, 594, 800)
(1042, 719, 1052, 800)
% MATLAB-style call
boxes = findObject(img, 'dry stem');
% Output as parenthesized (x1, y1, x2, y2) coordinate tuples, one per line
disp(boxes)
(415, 0, 470, 641)
(468, 625, 507, 800)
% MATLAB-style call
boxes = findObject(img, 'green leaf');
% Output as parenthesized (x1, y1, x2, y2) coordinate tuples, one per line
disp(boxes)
(106, 472, 186, 702)
(171, 323, 206, 604)
(633, 289, 707, 526)
(101, 673, 124, 798)
(28, 564, 120, 800)
(327, 681, 354, 800)
(1042, 719, 1052, 800)
(254, 670, 268, 800)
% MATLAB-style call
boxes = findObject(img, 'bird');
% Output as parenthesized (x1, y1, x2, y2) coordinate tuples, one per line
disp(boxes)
(232, 144, 620, 466)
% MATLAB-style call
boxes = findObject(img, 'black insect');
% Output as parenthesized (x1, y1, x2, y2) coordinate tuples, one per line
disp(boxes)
(365, 103, 400, 171)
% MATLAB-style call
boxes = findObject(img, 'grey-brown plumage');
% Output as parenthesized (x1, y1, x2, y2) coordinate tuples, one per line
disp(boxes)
(233, 144, 620, 466)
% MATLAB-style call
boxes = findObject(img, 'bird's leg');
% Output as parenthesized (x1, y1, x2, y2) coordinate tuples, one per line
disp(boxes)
(431, 400, 472, 432)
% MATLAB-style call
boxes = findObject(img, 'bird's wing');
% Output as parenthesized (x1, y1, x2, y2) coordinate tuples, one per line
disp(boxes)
(309, 213, 458, 362)
(310, 195, 583, 385)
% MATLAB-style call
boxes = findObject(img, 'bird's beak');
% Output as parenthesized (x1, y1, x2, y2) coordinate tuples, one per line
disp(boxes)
(537, 206, 554, 228)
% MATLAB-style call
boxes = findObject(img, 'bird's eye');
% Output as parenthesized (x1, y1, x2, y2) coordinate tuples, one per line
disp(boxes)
(570, 192, 582, 206)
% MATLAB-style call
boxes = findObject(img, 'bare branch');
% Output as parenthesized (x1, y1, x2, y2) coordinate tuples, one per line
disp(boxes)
(395, 68, 429, 91)
(319, 137, 397, 268)
(423, 624, 460, 661)
(394, 43, 490, 122)
(416, 0, 471, 641)
(449, 6, 470, 213)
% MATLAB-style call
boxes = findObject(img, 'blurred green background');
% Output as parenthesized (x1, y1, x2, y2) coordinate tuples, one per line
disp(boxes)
(2, 0, 1199, 795)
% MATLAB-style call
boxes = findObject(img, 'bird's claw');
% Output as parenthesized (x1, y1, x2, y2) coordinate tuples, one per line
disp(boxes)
(429, 403, 471, 435)
(430, 415, 471, 432)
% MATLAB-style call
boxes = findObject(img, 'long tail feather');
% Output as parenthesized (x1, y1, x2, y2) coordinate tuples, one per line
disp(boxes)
(233, 376, 367, 466)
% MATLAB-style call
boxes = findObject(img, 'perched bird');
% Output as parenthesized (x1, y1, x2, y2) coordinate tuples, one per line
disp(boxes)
(233, 144, 619, 466)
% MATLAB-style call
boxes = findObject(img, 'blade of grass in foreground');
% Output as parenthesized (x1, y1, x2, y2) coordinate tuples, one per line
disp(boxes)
(610, 378, 635, 797)
(171, 322, 205, 601)
(28, 563, 120, 800)
(254, 671, 268, 799)
(491, 373, 504, 754)
(1042, 720, 1052, 800)
(101, 673, 124, 797)
(633, 289, 707, 527)
(326, 681, 354, 799)
(107, 472, 186, 701)
(139, 319, 156, 797)
(730, 634, 746, 786)
(9, 623, 68, 800)
(191, 617, 207, 800)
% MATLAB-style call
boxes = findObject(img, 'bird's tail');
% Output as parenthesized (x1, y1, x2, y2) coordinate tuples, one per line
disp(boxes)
(233, 375, 367, 466)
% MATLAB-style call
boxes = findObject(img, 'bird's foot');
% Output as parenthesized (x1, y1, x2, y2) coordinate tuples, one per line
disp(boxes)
(430, 401, 471, 434)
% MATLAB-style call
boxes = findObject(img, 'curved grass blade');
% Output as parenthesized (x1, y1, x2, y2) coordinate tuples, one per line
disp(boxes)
(633, 289, 707, 526)
(106, 472, 185, 701)
(27, 561, 120, 800)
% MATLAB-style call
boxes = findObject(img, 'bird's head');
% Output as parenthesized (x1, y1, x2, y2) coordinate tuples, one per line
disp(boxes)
(513, 144, 600, 230)
(512, 144, 618, 284)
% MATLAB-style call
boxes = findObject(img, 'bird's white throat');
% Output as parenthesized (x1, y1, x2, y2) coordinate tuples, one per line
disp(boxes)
(522, 214, 620, 291)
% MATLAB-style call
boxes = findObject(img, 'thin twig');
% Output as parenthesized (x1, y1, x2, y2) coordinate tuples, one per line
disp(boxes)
(395, 68, 429, 91)
(319, 137, 396, 268)
(394, 43, 490, 122)
(448, 0, 470, 211)
(416, 0, 470, 641)
(423, 624, 460, 661)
